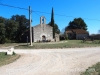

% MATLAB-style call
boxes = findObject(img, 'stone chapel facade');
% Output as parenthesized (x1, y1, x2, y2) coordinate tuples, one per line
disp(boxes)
(32, 16, 53, 42)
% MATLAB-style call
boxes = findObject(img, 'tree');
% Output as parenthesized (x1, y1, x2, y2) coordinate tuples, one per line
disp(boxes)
(11, 15, 29, 42)
(0, 16, 5, 23)
(48, 22, 60, 34)
(0, 17, 6, 43)
(0, 15, 29, 43)
(50, 7, 55, 38)
(0, 23, 5, 44)
(55, 24, 60, 34)
(65, 18, 88, 31)
(5, 19, 19, 41)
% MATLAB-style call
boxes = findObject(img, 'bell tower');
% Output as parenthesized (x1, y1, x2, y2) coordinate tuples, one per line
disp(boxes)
(40, 16, 46, 32)
(40, 16, 46, 25)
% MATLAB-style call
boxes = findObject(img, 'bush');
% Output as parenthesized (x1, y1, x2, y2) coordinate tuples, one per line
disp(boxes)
(13, 51, 16, 55)
(5, 52, 7, 55)
(46, 40, 48, 42)
(48, 40, 51, 42)
(0, 38, 6, 44)
(5, 38, 11, 43)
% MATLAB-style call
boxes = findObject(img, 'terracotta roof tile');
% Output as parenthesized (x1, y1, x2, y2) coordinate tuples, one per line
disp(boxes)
(66, 29, 89, 34)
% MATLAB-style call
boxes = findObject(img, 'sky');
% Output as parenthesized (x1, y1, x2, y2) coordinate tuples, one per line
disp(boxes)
(0, 0, 100, 34)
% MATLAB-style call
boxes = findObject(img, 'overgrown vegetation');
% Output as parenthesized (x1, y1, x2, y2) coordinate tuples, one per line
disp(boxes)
(81, 62, 100, 75)
(0, 52, 20, 67)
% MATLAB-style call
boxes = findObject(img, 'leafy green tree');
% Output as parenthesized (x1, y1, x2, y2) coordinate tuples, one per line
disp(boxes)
(0, 23, 5, 44)
(0, 17, 5, 23)
(55, 24, 60, 34)
(11, 15, 29, 42)
(48, 22, 60, 34)
(5, 19, 19, 41)
(0, 17, 6, 43)
(65, 18, 88, 31)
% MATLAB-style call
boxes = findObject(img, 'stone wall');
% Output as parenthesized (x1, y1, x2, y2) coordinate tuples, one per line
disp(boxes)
(33, 24, 53, 42)
(55, 33, 60, 42)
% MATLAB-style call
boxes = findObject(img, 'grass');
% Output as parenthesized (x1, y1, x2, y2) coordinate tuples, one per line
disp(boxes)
(14, 40, 100, 49)
(0, 43, 26, 48)
(81, 62, 100, 75)
(0, 40, 100, 49)
(0, 52, 20, 67)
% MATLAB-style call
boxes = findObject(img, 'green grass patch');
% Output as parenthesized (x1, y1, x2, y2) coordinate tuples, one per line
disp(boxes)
(0, 40, 100, 49)
(0, 52, 20, 67)
(15, 40, 100, 49)
(81, 62, 100, 75)
(0, 43, 25, 48)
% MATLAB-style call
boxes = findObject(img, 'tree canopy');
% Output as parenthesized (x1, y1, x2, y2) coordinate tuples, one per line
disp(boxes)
(0, 23, 5, 44)
(0, 15, 29, 43)
(5, 19, 19, 40)
(11, 15, 29, 42)
(65, 18, 88, 31)
(0, 17, 6, 43)
(48, 22, 60, 34)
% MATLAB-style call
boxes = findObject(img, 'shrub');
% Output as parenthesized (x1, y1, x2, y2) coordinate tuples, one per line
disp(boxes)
(65, 36, 68, 40)
(48, 40, 51, 42)
(0, 38, 6, 44)
(46, 40, 48, 42)
(5, 38, 11, 43)
(13, 51, 16, 55)
(5, 52, 7, 55)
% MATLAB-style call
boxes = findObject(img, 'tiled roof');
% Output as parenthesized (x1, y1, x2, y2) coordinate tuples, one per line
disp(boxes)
(66, 31, 73, 34)
(66, 29, 89, 34)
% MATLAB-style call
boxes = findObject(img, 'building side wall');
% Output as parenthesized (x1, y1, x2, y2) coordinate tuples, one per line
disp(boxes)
(76, 34, 89, 40)
(55, 34, 60, 42)
(67, 33, 75, 40)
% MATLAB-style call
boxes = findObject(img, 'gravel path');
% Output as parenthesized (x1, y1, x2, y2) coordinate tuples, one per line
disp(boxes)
(0, 47, 100, 75)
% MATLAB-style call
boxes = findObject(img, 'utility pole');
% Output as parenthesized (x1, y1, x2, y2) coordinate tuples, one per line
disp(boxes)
(29, 6, 32, 46)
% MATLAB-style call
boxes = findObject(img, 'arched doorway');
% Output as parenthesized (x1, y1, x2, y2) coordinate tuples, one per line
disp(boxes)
(42, 35, 46, 42)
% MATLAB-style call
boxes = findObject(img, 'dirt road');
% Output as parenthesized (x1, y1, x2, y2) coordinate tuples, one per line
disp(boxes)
(0, 47, 100, 75)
